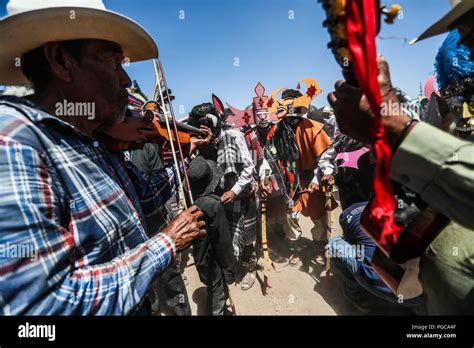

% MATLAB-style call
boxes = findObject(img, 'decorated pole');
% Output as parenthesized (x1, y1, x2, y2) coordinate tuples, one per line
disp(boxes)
(261, 169, 275, 295)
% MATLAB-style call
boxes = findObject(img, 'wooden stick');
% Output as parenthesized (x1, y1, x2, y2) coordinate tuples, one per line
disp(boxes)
(261, 169, 273, 295)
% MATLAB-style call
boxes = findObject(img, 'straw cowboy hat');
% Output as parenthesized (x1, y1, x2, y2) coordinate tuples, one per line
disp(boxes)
(410, 0, 474, 44)
(0, 0, 158, 85)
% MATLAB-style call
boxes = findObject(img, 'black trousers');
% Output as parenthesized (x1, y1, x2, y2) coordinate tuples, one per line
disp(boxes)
(148, 260, 191, 316)
(193, 243, 231, 316)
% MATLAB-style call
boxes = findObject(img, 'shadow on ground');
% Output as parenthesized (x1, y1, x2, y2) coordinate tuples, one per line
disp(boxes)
(265, 226, 416, 315)
(191, 286, 209, 315)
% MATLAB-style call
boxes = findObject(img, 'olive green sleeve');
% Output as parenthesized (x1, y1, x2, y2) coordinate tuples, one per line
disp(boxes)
(391, 122, 474, 229)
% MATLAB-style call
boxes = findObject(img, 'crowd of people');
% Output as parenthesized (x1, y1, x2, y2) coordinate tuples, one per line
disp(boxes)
(0, 0, 473, 316)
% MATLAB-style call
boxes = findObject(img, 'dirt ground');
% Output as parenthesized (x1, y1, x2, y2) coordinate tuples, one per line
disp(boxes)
(178, 197, 414, 316)
(180, 202, 361, 315)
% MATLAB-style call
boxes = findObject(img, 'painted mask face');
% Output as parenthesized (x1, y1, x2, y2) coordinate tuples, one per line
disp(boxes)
(255, 110, 270, 128)
(437, 93, 473, 138)
(443, 96, 473, 135)
(454, 100, 474, 137)
(268, 79, 322, 119)
(276, 98, 296, 119)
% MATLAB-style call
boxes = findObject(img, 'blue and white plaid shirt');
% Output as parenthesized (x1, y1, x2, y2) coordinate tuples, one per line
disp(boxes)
(0, 96, 181, 315)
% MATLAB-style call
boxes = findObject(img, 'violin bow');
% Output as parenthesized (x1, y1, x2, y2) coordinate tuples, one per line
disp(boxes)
(157, 58, 198, 206)
(153, 59, 193, 209)
(321, 0, 403, 246)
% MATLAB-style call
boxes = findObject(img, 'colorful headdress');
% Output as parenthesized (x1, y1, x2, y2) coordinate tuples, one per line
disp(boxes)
(434, 29, 474, 132)
(127, 80, 149, 111)
(435, 29, 473, 90)
(226, 82, 278, 128)
(127, 80, 176, 116)
(252, 82, 270, 112)
(267, 78, 322, 115)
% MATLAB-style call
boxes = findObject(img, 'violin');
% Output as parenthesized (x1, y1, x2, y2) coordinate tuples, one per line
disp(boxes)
(101, 101, 208, 151)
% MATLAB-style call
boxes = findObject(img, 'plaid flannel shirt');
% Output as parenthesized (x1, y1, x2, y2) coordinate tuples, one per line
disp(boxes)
(0, 96, 182, 315)
(217, 128, 253, 196)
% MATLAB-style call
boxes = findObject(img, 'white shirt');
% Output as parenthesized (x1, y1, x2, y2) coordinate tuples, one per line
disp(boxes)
(220, 128, 254, 196)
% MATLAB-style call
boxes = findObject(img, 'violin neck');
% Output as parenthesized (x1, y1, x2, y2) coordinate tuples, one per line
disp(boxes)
(160, 117, 206, 137)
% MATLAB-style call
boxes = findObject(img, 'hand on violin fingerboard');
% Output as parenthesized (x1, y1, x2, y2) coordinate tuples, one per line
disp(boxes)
(189, 126, 213, 156)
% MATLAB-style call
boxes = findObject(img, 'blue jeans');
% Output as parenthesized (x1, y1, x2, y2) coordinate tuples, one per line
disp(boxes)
(328, 202, 422, 306)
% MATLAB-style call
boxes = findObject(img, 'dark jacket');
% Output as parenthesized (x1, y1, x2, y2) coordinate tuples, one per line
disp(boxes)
(193, 194, 236, 284)
(128, 144, 169, 234)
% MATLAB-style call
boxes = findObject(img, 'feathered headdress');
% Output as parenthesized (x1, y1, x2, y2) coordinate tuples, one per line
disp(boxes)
(435, 29, 474, 90)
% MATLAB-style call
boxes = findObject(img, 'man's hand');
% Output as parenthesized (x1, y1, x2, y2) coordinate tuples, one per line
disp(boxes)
(307, 182, 320, 194)
(320, 175, 335, 192)
(220, 191, 237, 205)
(327, 55, 412, 148)
(162, 205, 206, 252)
(189, 125, 213, 155)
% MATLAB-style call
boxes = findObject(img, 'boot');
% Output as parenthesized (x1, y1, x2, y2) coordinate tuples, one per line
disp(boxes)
(240, 243, 257, 291)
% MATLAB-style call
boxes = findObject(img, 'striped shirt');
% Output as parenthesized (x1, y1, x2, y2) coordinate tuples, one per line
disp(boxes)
(0, 96, 181, 315)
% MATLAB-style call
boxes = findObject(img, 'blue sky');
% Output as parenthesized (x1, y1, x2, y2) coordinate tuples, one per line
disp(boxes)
(0, 0, 451, 119)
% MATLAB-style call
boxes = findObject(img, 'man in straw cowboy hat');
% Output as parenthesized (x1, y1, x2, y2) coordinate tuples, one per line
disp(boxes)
(0, 0, 210, 315)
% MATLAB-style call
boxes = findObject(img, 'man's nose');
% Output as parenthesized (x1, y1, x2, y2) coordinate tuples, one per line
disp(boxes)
(119, 65, 132, 88)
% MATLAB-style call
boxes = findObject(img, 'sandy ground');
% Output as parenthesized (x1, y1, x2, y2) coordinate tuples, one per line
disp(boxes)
(180, 203, 363, 315)
(175, 197, 415, 316)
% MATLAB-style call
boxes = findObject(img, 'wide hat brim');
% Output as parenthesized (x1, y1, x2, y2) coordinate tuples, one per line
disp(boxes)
(0, 6, 158, 85)
(410, 2, 474, 44)
(189, 159, 223, 198)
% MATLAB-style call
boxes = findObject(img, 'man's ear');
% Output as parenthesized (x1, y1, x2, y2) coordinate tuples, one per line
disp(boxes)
(42, 42, 75, 83)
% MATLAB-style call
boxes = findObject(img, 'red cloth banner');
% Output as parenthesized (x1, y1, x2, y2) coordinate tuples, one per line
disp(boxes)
(346, 0, 402, 246)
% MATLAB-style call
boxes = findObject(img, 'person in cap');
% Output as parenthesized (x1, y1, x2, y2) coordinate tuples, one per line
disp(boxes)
(0, 0, 209, 315)
(188, 97, 257, 290)
(261, 81, 333, 267)
(187, 156, 236, 315)
(329, 0, 474, 230)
